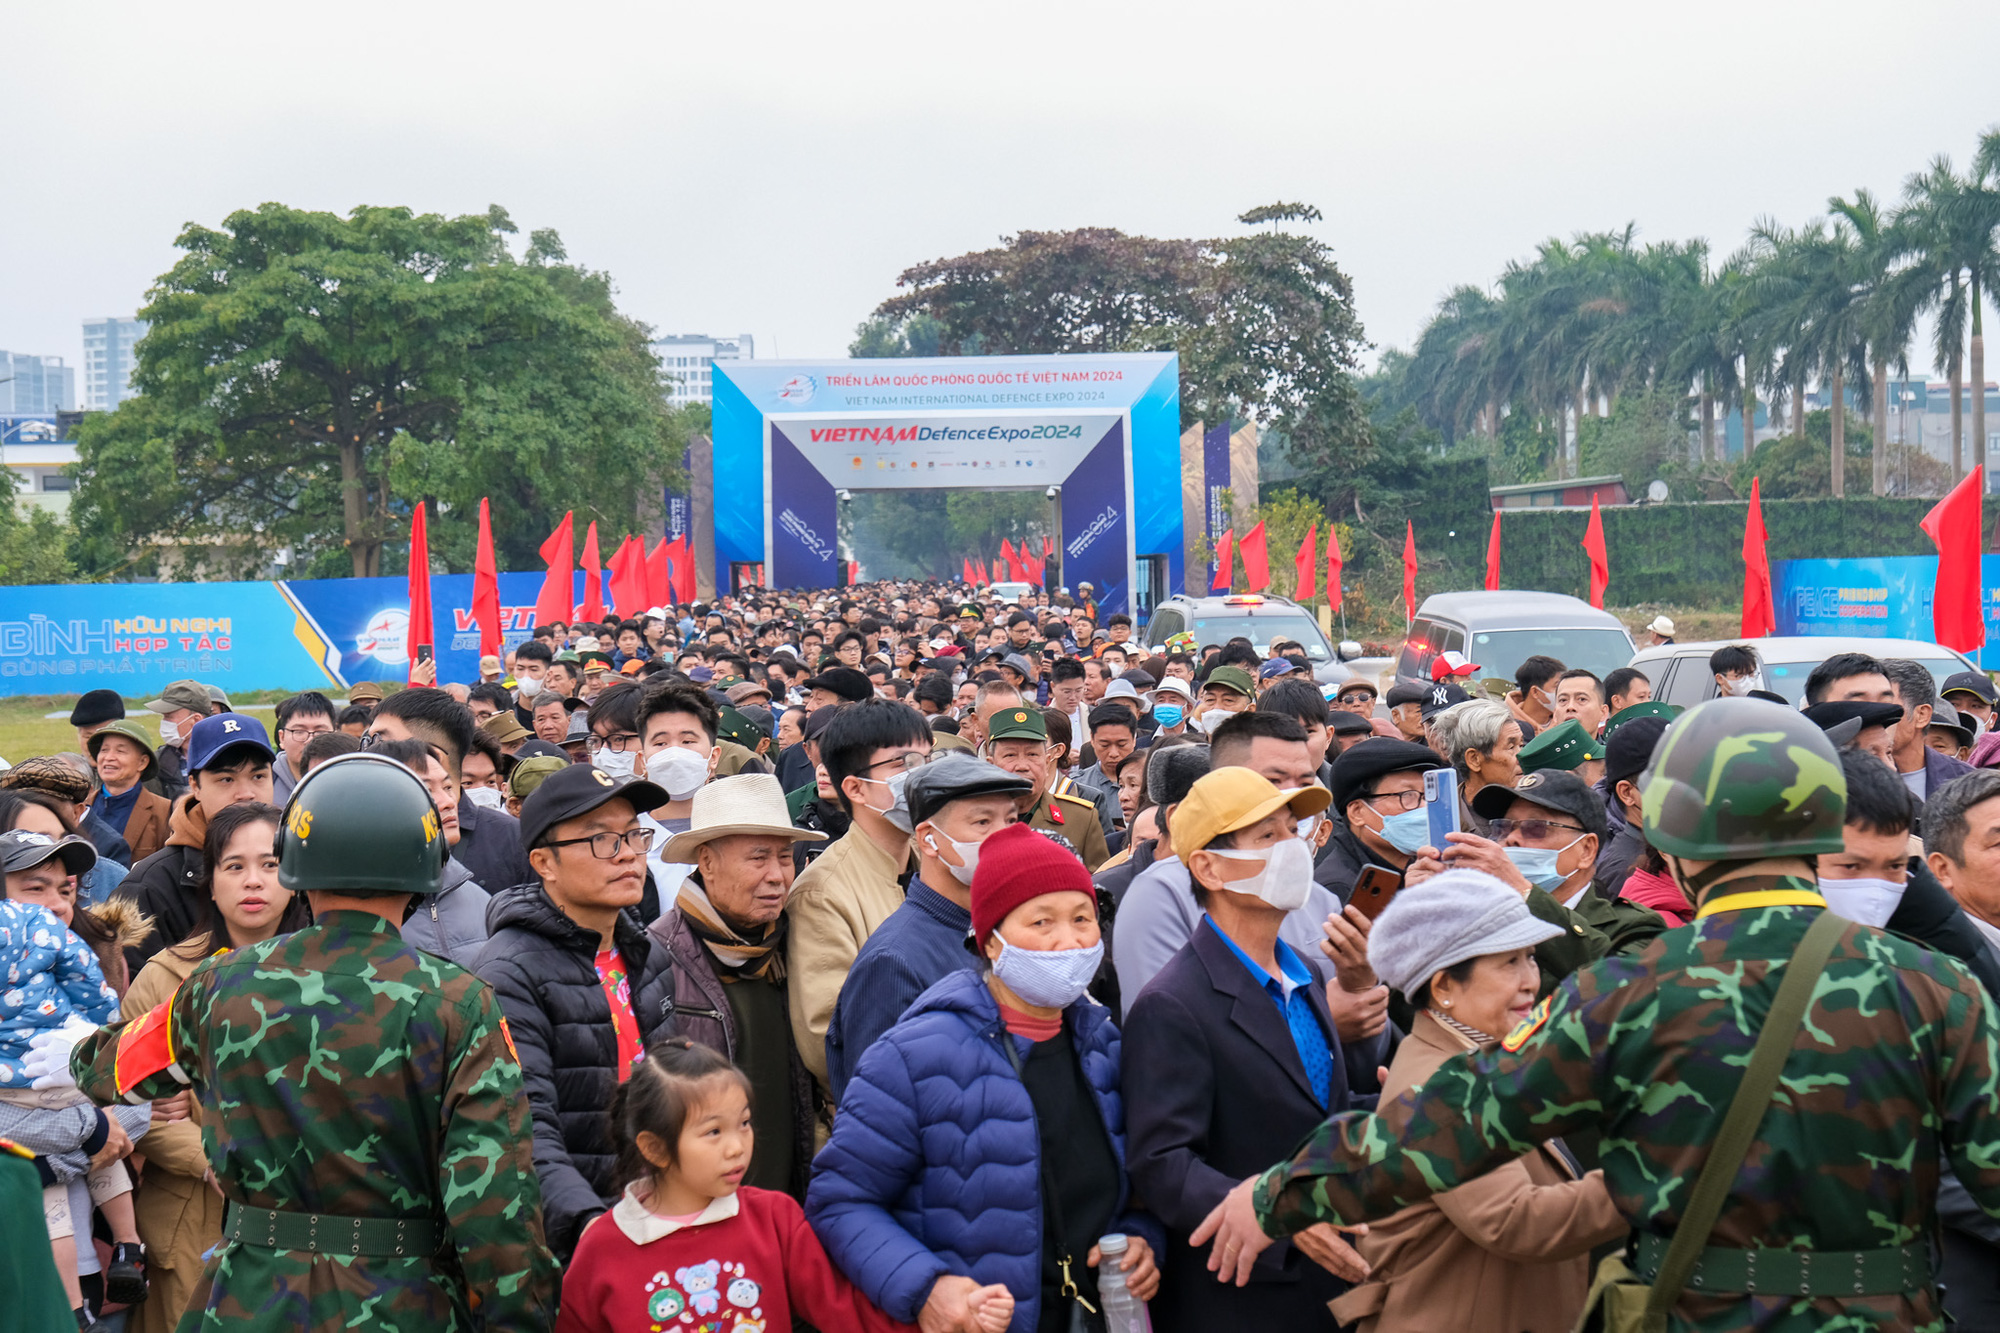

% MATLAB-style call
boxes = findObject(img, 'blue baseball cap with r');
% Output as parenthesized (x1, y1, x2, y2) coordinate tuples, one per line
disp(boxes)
(186, 712, 276, 772)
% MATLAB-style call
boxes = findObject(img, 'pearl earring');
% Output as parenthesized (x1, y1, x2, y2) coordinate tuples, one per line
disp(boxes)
(1442, 999, 1452, 1007)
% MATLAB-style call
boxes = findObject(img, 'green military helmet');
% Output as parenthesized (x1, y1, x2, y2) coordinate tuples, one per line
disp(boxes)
(278, 751, 447, 897)
(1639, 696, 1846, 862)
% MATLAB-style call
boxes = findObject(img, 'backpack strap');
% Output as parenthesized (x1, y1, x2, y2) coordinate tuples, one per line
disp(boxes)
(1643, 909, 1843, 1331)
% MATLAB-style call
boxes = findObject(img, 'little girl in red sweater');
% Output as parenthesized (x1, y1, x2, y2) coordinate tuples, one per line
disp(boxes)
(557, 1039, 1013, 1333)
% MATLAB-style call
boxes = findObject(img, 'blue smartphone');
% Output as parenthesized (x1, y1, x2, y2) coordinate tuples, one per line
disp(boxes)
(1424, 768, 1461, 849)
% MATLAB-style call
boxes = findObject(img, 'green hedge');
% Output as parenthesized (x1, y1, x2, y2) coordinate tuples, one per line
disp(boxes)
(1481, 497, 2000, 606)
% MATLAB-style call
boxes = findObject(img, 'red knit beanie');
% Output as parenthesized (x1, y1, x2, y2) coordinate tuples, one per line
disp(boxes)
(970, 822, 1094, 946)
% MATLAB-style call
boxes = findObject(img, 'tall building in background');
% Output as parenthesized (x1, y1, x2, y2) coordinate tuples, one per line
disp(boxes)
(0, 352, 76, 414)
(651, 333, 753, 407)
(81, 317, 147, 410)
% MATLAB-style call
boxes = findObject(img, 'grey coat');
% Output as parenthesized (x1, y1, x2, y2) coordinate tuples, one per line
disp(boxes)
(400, 860, 491, 968)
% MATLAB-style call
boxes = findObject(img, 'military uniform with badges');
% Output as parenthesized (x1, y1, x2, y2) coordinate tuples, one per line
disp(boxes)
(987, 707, 1110, 870)
(71, 753, 559, 1333)
(1225, 697, 2000, 1333)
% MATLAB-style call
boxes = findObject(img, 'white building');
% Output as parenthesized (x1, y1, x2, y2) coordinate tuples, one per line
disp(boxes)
(81, 317, 147, 411)
(651, 333, 753, 407)
(0, 352, 75, 414)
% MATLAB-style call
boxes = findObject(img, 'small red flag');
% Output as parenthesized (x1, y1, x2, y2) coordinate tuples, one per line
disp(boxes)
(1740, 478, 1775, 637)
(1401, 522, 1418, 622)
(1326, 526, 1344, 613)
(963, 557, 975, 585)
(676, 535, 698, 604)
(645, 537, 671, 609)
(606, 535, 645, 616)
(1581, 496, 1610, 609)
(1922, 465, 1986, 653)
(1240, 521, 1270, 593)
(1485, 509, 1503, 592)
(579, 521, 605, 622)
(472, 498, 501, 660)
(1002, 538, 1029, 583)
(1293, 523, 1317, 602)
(533, 512, 575, 628)
(406, 500, 435, 683)
(1211, 528, 1235, 592)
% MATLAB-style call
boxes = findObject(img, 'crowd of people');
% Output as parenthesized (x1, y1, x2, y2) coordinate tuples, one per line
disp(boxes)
(5, 577, 2000, 1332)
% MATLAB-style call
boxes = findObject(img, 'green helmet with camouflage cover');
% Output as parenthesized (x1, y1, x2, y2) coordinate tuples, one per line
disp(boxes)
(1639, 696, 1846, 861)
(278, 751, 448, 896)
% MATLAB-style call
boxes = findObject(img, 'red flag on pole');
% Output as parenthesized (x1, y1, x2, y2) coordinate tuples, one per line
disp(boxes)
(847, 560, 860, 586)
(676, 535, 698, 604)
(1581, 496, 1610, 609)
(1240, 521, 1270, 592)
(533, 512, 574, 628)
(1293, 523, 1316, 602)
(1003, 538, 1029, 583)
(1401, 522, 1418, 623)
(1485, 509, 1503, 591)
(606, 535, 645, 616)
(963, 557, 975, 585)
(645, 537, 670, 609)
(1740, 477, 1776, 637)
(472, 498, 501, 660)
(406, 500, 434, 684)
(1326, 525, 1344, 613)
(1211, 529, 1235, 592)
(1922, 465, 1986, 653)
(579, 521, 605, 622)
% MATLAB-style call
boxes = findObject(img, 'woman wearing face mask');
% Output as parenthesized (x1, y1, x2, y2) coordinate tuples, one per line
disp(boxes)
(121, 803, 309, 1333)
(1330, 869, 1625, 1333)
(810, 822, 1165, 1333)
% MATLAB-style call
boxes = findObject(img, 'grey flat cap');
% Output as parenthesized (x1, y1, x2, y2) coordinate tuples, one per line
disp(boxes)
(905, 752, 1032, 828)
(1367, 868, 1564, 998)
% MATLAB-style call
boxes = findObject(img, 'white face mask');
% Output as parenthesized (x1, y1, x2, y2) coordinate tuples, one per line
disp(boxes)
(990, 937, 1103, 1009)
(1818, 876, 1906, 928)
(920, 824, 985, 886)
(516, 674, 545, 699)
(1203, 836, 1316, 912)
(1197, 707, 1235, 734)
(647, 746, 711, 801)
(160, 717, 181, 746)
(1721, 672, 1764, 698)
(465, 785, 505, 810)
(592, 748, 636, 779)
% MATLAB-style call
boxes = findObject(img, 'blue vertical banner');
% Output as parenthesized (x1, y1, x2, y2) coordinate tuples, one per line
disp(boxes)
(767, 425, 841, 588)
(1062, 421, 1131, 615)
(1203, 421, 1231, 585)
(662, 445, 693, 542)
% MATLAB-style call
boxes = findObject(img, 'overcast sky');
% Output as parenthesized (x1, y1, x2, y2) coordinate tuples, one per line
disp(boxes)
(7, 1, 1996, 383)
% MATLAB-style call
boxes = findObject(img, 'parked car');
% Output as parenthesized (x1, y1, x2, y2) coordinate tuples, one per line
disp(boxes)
(987, 581, 1034, 602)
(1145, 593, 1361, 686)
(1394, 591, 1635, 692)
(1628, 636, 1982, 708)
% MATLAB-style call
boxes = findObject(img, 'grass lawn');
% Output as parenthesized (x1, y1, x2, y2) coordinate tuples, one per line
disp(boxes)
(0, 691, 294, 766)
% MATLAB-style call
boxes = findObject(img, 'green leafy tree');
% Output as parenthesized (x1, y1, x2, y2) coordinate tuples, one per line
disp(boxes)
(71, 203, 684, 580)
(0, 496, 77, 585)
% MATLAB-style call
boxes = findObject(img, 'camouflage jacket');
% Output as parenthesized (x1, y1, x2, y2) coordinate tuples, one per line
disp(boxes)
(72, 910, 559, 1333)
(1252, 880, 2000, 1332)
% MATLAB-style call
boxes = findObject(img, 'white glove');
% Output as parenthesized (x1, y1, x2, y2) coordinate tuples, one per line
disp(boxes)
(23, 1015, 97, 1090)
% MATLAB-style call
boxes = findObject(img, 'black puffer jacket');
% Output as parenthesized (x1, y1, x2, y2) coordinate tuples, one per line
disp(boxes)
(472, 882, 676, 1260)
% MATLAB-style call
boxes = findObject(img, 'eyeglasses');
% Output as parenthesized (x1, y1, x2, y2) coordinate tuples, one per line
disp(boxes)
(866, 750, 933, 775)
(543, 827, 657, 859)
(280, 725, 333, 741)
(1490, 818, 1585, 841)
(1360, 789, 1424, 812)
(585, 733, 642, 754)
(1336, 694, 1374, 707)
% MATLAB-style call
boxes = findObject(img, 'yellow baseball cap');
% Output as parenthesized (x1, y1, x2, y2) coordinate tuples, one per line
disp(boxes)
(1172, 767, 1330, 856)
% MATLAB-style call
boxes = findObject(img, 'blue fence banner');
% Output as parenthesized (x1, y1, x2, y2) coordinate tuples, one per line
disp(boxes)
(1773, 556, 1994, 665)
(0, 571, 613, 697)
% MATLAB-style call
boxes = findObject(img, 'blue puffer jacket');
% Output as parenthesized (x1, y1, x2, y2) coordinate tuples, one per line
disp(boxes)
(806, 967, 1164, 1332)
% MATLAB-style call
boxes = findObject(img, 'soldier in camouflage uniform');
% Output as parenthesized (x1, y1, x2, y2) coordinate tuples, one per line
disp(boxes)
(1194, 697, 2000, 1332)
(71, 752, 559, 1332)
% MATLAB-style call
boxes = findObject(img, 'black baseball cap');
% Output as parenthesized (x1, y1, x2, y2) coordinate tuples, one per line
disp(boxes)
(1470, 768, 1608, 843)
(1943, 671, 1998, 705)
(517, 765, 668, 851)
(803, 667, 873, 703)
(1418, 681, 1472, 721)
(0, 829, 97, 879)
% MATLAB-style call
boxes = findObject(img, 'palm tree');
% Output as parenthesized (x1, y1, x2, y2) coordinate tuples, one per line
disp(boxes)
(1964, 130, 2000, 480)
(1832, 189, 1920, 495)
(1901, 157, 1975, 481)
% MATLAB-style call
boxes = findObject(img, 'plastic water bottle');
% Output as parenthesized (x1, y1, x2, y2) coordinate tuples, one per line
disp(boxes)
(1095, 1233, 1153, 1333)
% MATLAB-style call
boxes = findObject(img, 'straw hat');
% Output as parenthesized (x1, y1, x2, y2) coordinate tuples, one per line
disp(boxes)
(659, 773, 827, 864)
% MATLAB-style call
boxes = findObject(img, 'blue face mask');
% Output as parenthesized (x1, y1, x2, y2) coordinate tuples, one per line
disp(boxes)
(1375, 807, 1432, 855)
(1505, 836, 1584, 892)
(1154, 703, 1185, 728)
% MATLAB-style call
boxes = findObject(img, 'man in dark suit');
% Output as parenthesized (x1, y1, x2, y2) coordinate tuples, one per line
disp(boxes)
(1121, 768, 1376, 1332)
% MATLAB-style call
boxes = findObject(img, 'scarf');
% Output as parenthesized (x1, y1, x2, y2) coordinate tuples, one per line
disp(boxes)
(676, 878, 788, 983)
